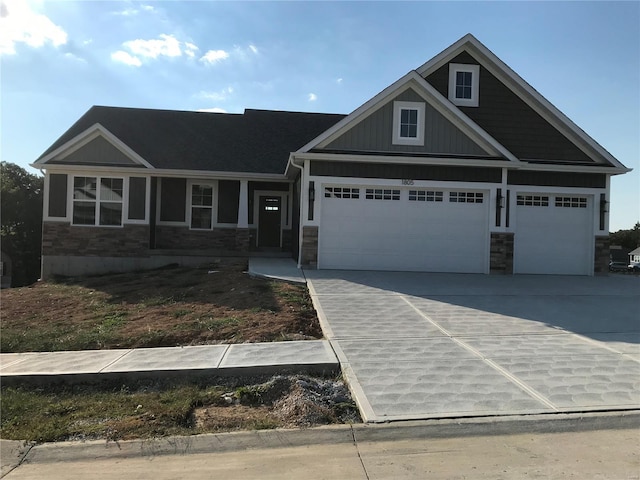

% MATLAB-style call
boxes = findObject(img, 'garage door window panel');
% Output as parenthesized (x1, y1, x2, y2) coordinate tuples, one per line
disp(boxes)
(449, 191, 483, 203)
(555, 196, 587, 208)
(324, 187, 360, 199)
(517, 195, 549, 207)
(366, 189, 400, 200)
(409, 190, 443, 202)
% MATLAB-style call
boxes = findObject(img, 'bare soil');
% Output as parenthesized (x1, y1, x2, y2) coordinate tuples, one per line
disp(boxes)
(0, 264, 322, 352)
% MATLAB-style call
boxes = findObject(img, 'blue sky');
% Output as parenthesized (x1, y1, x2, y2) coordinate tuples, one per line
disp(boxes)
(1, 0, 638, 231)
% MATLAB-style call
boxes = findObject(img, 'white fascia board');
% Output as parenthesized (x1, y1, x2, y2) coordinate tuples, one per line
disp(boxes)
(34, 123, 155, 169)
(418, 35, 628, 170)
(293, 151, 513, 169)
(34, 163, 290, 181)
(516, 163, 630, 174)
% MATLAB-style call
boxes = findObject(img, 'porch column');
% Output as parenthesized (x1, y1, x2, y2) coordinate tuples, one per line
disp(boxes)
(237, 180, 249, 228)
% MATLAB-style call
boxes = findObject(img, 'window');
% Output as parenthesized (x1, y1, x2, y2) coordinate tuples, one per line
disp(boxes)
(517, 195, 549, 207)
(555, 196, 587, 208)
(190, 184, 214, 229)
(365, 189, 400, 201)
(392, 101, 425, 145)
(448, 63, 480, 107)
(324, 187, 360, 199)
(408, 190, 443, 202)
(73, 176, 123, 226)
(449, 191, 483, 203)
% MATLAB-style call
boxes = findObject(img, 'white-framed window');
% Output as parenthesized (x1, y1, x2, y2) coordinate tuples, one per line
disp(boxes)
(190, 183, 214, 229)
(72, 176, 124, 226)
(448, 63, 480, 107)
(392, 101, 425, 145)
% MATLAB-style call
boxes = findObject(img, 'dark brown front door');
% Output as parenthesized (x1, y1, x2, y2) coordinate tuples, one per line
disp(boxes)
(258, 196, 281, 247)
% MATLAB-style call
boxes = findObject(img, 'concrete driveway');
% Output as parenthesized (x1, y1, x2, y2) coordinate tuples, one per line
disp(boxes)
(304, 271, 640, 422)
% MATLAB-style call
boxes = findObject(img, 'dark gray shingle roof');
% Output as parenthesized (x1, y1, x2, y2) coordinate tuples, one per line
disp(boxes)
(39, 106, 345, 174)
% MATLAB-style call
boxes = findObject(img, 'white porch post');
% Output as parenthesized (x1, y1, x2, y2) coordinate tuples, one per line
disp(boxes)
(237, 180, 249, 228)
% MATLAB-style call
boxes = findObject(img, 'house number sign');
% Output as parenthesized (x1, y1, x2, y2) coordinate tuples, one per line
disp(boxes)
(401, 179, 414, 185)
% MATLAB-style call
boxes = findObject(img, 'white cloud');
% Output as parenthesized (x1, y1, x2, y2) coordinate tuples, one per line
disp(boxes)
(336, 78, 343, 84)
(308, 93, 318, 102)
(198, 87, 234, 102)
(184, 42, 198, 58)
(248, 44, 258, 55)
(0, 0, 68, 55)
(113, 4, 155, 16)
(111, 34, 200, 66)
(200, 49, 229, 65)
(197, 107, 227, 113)
(124, 33, 181, 59)
(111, 50, 142, 67)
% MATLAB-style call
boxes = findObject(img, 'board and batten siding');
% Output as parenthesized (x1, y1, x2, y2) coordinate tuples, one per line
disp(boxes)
(425, 52, 593, 164)
(49, 135, 141, 167)
(325, 89, 487, 156)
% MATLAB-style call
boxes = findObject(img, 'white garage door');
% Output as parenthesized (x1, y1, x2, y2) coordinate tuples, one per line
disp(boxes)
(319, 186, 489, 273)
(514, 194, 593, 275)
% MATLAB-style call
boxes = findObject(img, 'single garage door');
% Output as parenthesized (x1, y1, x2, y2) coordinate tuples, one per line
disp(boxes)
(319, 186, 489, 273)
(514, 194, 593, 275)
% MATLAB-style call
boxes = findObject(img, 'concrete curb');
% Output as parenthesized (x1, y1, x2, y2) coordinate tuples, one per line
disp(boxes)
(16, 410, 640, 465)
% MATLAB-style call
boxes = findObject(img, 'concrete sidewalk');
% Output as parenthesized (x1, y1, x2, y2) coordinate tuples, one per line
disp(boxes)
(0, 341, 338, 383)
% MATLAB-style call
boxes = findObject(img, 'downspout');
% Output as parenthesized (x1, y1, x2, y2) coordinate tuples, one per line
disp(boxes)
(287, 154, 305, 268)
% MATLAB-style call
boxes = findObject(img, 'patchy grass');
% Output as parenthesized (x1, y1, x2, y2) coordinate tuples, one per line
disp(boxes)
(0, 376, 360, 443)
(0, 265, 321, 353)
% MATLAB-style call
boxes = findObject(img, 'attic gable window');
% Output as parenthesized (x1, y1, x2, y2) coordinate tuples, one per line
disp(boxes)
(448, 63, 480, 107)
(392, 101, 425, 146)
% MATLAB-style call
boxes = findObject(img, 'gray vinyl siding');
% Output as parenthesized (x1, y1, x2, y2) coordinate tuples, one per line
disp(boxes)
(507, 170, 606, 188)
(310, 161, 502, 183)
(217, 180, 240, 224)
(48, 173, 67, 218)
(128, 177, 147, 220)
(159, 177, 186, 222)
(425, 52, 594, 163)
(51, 136, 142, 166)
(325, 88, 487, 156)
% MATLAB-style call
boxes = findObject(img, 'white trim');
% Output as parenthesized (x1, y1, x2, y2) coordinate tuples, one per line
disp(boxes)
(34, 124, 154, 169)
(417, 34, 630, 172)
(448, 63, 479, 107)
(392, 101, 425, 146)
(294, 151, 512, 169)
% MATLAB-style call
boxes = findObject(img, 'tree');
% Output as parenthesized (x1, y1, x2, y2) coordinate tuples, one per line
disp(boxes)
(610, 222, 640, 251)
(1, 162, 43, 286)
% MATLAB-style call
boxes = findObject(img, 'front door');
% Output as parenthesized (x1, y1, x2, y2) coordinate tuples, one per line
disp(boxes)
(258, 196, 281, 247)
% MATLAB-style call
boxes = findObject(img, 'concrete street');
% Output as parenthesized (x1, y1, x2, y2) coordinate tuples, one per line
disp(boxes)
(3, 422, 639, 479)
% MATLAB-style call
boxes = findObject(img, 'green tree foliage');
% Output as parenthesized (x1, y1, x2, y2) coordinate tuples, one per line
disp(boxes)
(610, 222, 640, 251)
(1, 162, 43, 286)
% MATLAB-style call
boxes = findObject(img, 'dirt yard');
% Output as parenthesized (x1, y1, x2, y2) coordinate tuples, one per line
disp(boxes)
(0, 264, 322, 352)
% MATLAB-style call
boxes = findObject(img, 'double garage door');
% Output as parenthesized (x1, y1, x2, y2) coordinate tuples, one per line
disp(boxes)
(318, 185, 594, 275)
(319, 186, 490, 273)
